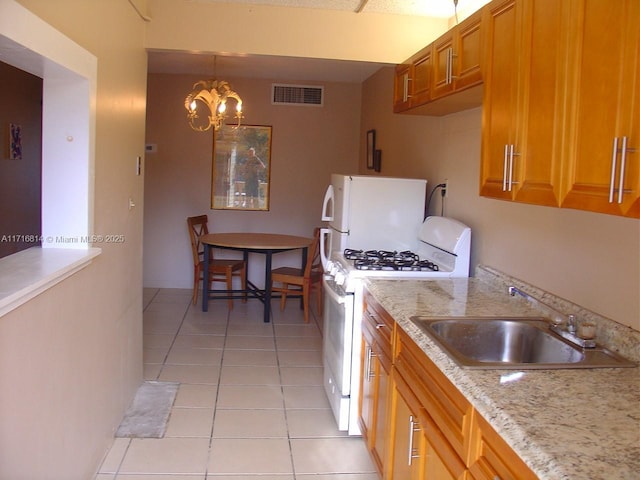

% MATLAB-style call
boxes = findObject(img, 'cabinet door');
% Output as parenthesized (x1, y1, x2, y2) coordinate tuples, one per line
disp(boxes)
(481, 0, 568, 206)
(359, 336, 375, 442)
(432, 10, 483, 101)
(423, 411, 467, 480)
(479, 0, 520, 200)
(391, 369, 467, 480)
(360, 294, 394, 477)
(432, 32, 455, 99)
(372, 351, 390, 474)
(389, 378, 424, 480)
(468, 412, 537, 480)
(511, 0, 568, 206)
(454, 9, 483, 91)
(410, 47, 433, 107)
(393, 64, 412, 112)
(561, 0, 640, 217)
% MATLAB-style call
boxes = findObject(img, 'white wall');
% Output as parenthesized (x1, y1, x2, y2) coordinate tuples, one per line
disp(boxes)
(360, 67, 640, 331)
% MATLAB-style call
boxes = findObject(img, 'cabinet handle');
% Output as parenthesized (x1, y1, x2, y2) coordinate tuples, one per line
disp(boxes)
(507, 144, 520, 191)
(609, 137, 619, 203)
(403, 73, 411, 102)
(449, 47, 458, 83)
(407, 415, 420, 466)
(609, 136, 637, 204)
(375, 323, 386, 330)
(618, 136, 628, 204)
(502, 144, 509, 191)
(508, 144, 515, 191)
(365, 346, 376, 381)
(502, 144, 519, 191)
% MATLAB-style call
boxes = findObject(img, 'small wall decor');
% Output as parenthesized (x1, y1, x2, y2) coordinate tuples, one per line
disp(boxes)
(366, 129, 376, 169)
(9, 123, 22, 160)
(211, 125, 272, 211)
(374, 149, 382, 172)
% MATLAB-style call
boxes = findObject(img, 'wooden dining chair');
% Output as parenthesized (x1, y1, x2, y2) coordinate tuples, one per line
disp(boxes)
(187, 215, 246, 308)
(270, 227, 323, 323)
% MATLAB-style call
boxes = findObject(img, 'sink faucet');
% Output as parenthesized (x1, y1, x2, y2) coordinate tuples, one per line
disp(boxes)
(508, 286, 596, 349)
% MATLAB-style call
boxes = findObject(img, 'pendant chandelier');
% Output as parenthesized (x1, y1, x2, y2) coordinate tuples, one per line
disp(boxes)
(184, 57, 243, 132)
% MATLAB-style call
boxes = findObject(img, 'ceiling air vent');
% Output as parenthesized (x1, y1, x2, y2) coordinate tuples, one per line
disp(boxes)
(272, 84, 324, 106)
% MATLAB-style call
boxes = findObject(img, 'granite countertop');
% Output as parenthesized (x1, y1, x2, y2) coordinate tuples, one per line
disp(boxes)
(365, 275, 640, 480)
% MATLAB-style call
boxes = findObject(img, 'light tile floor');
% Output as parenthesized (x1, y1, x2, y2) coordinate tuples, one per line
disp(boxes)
(95, 288, 378, 480)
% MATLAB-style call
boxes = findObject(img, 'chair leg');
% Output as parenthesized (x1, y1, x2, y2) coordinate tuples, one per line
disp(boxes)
(302, 282, 310, 323)
(240, 266, 247, 303)
(226, 268, 234, 310)
(279, 284, 288, 311)
(192, 266, 200, 305)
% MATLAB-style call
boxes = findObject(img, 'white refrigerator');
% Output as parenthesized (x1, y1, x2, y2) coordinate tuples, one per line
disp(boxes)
(320, 174, 428, 267)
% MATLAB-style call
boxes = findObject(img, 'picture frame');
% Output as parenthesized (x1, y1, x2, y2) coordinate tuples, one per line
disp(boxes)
(211, 125, 272, 211)
(9, 123, 22, 160)
(366, 129, 376, 170)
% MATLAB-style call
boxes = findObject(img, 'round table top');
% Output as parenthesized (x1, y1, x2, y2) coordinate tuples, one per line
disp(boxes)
(200, 232, 313, 250)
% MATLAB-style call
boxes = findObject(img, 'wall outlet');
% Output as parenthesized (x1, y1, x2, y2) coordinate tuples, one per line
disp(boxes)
(443, 179, 449, 198)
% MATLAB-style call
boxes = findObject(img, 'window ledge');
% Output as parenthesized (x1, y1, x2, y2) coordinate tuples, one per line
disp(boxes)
(0, 247, 101, 318)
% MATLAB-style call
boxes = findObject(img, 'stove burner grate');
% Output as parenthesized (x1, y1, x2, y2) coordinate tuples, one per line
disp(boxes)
(345, 249, 439, 272)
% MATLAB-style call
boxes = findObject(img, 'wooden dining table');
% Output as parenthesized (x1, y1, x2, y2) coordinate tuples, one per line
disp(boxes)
(200, 232, 313, 323)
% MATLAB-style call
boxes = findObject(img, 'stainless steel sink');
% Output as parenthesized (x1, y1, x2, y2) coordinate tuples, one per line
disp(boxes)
(410, 317, 636, 369)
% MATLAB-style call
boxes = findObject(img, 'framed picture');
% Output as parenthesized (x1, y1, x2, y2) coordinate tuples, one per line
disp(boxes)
(211, 125, 272, 211)
(366, 129, 376, 169)
(9, 123, 22, 160)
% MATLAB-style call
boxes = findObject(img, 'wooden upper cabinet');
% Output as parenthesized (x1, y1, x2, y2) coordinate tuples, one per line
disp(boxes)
(393, 63, 412, 113)
(479, 0, 519, 200)
(432, 9, 483, 101)
(561, 0, 640, 217)
(481, 0, 639, 217)
(393, 8, 483, 115)
(480, 0, 570, 206)
(410, 46, 433, 108)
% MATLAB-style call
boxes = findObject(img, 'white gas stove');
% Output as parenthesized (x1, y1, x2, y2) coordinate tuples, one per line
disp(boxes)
(324, 215, 471, 292)
(321, 216, 471, 435)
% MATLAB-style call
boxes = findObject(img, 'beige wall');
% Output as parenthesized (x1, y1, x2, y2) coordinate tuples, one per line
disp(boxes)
(144, 73, 360, 289)
(360, 67, 640, 331)
(0, 1, 147, 478)
(145, 0, 449, 64)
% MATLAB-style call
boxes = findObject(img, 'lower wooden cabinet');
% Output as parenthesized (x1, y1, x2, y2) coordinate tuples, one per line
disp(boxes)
(468, 413, 538, 480)
(361, 291, 538, 480)
(359, 295, 393, 475)
(390, 365, 468, 480)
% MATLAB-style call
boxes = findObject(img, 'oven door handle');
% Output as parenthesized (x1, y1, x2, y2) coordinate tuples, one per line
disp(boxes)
(323, 280, 347, 305)
(319, 227, 331, 270)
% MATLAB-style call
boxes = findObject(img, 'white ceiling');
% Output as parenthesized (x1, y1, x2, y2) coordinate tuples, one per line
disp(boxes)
(189, 0, 464, 18)
(147, 0, 486, 83)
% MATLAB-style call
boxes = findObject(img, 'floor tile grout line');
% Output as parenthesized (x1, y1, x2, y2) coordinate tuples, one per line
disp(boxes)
(152, 299, 196, 381)
(201, 302, 231, 478)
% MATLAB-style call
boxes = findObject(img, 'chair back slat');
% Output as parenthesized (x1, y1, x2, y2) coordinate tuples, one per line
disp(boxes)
(187, 215, 209, 266)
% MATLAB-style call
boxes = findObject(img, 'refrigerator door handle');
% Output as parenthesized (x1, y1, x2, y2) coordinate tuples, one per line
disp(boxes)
(321, 184, 334, 221)
(319, 227, 331, 270)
